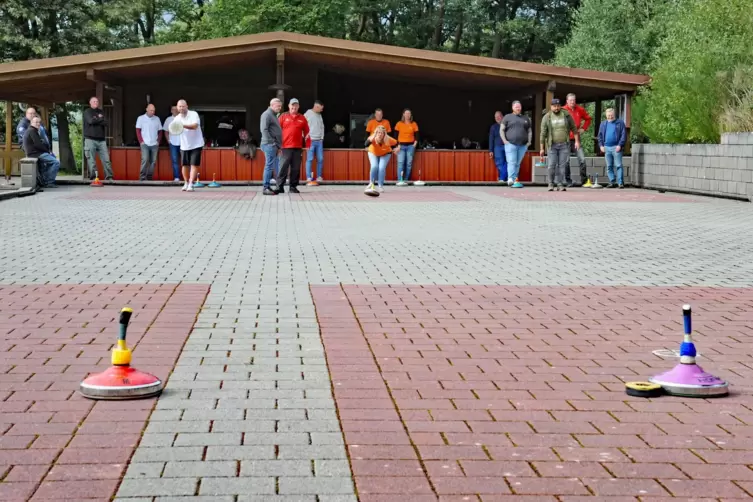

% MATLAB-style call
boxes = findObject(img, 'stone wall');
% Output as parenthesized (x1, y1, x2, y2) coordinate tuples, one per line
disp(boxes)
(631, 133, 753, 201)
(532, 155, 633, 185)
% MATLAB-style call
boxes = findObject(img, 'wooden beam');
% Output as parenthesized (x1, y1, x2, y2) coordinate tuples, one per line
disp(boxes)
(5, 100, 12, 179)
(534, 91, 544, 149)
(38, 106, 49, 130)
(593, 100, 602, 155)
(275, 46, 285, 102)
(86, 69, 121, 86)
(95, 82, 104, 104)
(624, 94, 632, 154)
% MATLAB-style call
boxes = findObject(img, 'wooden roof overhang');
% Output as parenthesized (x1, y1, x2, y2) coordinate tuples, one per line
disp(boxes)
(0, 31, 650, 105)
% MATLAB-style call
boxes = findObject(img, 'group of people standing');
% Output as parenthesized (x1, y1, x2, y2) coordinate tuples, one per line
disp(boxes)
(259, 98, 420, 195)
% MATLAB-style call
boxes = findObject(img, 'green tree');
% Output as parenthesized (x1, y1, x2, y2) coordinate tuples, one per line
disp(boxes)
(640, 0, 753, 143)
(0, 0, 138, 170)
(197, 0, 351, 39)
(554, 0, 675, 74)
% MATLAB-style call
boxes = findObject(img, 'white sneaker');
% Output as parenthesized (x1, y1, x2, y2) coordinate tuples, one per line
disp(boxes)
(270, 178, 276, 185)
(507, 178, 514, 186)
(377, 186, 384, 193)
(174, 178, 180, 182)
(364, 183, 375, 192)
(186, 183, 194, 192)
(182, 182, 188, 191)
(316, 176, 324, 182)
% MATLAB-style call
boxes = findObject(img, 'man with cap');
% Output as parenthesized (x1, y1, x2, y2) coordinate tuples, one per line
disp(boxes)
(276, 98, 310, 194)
(540, 98, 579, 191)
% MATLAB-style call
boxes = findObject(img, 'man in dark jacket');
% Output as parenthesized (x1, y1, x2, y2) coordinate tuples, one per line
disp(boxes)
(23, 116, 60, 188)
(488, 111, 507, 182)
(83, 96, 114, 180)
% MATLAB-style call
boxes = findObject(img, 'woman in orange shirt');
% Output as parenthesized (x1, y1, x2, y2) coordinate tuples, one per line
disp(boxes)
(365, 125, 399, 193)
(394, 109, 419, 185)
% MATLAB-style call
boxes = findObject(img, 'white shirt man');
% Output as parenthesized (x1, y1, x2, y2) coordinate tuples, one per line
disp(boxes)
(175, 99, 204, 191)
(162, 106, 182, 181)
(136, 104, 162, 181)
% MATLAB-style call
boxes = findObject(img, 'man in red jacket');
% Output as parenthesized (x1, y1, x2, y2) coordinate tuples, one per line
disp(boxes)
(563, 93, 592, 187)
(275, 98, 310, 194)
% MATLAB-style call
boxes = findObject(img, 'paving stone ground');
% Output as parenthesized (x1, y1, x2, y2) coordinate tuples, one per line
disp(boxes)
(1, 184, 753, 501)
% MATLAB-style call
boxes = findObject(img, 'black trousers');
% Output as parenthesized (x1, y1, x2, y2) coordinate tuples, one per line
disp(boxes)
(277, 148, 302, 188)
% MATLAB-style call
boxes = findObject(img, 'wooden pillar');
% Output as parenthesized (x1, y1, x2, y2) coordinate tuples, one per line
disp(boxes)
(533, 92, 544, 150)
(4, 100, 12, 179)
(111, 86, 123, 146)
(95, 82, 104, 106)
(275, 47, 285, 103)
(39, 106, 49, 130)
(593, 100, 602, 155)
(624, 94, 632, 154)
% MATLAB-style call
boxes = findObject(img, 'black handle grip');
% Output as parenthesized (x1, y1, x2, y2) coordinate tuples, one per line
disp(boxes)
(119, 308, 133, 327)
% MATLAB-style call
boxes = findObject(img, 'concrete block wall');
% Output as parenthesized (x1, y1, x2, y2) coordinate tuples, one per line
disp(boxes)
(533, 156, 632, 184)
(632, 133, 753, 201)
(20, 158, 38, 189)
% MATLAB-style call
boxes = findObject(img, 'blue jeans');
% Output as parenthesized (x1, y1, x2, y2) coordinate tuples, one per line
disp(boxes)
(605, 146, 623, 185)
(305, 140, 324, 180)
(38, 153, 60, 186)
(396, 144, 415, 181)
(492, 145, 507, 181)
(368, 153, 390, 187)
(504, 143, 528, 182)
(261, 144, 279, 188)
(169, 144, 181, 179)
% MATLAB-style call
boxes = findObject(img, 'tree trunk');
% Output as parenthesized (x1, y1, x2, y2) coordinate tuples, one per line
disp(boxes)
(54, 106, 76, 173)
(431, 0, 446, 49)
(491, 29, 501, 58)
(452, 16, 463, 52)
(471, 25, 481, 55)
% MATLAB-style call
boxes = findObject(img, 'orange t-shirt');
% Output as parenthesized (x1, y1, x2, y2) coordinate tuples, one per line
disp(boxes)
(366, 118, 392, 133)
(395, 121, 418, 143)
(368, 136, 397, 157)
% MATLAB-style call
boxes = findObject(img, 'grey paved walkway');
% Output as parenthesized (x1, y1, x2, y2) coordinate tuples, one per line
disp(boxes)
(1, 185, 752, 502)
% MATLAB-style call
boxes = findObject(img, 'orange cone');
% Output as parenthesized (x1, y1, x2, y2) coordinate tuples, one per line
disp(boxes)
(91, 177, 103, 187)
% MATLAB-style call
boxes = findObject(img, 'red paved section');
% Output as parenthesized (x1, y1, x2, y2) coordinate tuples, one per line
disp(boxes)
(312, 285, 753, 501)
(484, 188, 699, 203)
(68, 188, 256, 200)
(291, 190, 473, 202)
(0, 283, 208, 501)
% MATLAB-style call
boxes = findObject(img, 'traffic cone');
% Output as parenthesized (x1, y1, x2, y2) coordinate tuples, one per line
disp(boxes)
(79, 307, 163, 400)
(193, 175, 205, 188)
(208, 173, 222, 188)
(90, 177, 103, 187)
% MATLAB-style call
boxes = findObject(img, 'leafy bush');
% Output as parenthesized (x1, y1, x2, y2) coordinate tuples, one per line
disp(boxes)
(638, 0, 753, 143)
(719, 66, 753, 135)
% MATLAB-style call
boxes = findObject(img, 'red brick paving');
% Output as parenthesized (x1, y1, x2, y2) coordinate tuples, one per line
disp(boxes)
(290, 190, 473, 202)
(312, 284, 753, 500)
(0, 283, 208, 501)
(484, 187, 698, 202)
(68, 188, 256, 200)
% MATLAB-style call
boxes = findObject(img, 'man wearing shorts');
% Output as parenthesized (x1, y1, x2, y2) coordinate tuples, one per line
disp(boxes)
(175, 99, 204, 192)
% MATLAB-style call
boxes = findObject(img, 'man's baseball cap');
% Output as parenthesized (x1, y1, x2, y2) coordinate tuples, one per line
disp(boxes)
(551, 98, 561, 105)
(289, 98, 299, 105)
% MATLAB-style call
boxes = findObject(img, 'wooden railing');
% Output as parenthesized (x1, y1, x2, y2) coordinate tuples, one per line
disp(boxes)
(95, 147, 534, 182)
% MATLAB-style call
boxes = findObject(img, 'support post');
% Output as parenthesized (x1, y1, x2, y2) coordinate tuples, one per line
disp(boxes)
(594, 100, 602, 155)
(111, 86, 123, 146)
(533, 92, 544, 151)
(275, 47, 285, 103)
(624, 94, 632, 155)
(5, 100, 12, 181)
